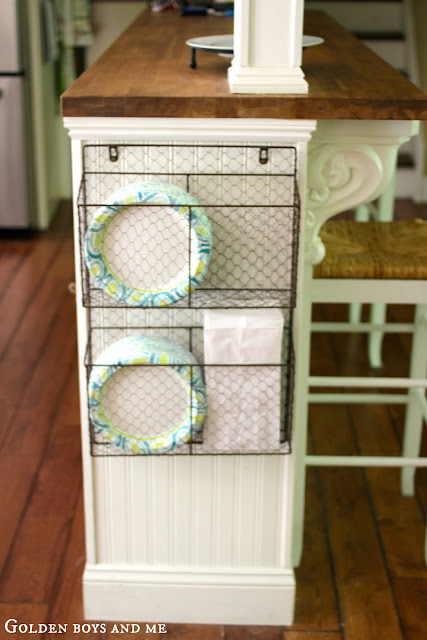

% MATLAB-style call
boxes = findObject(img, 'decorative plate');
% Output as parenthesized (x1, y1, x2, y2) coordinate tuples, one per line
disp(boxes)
(185, 34, 324, 53)
(88, 335, 207, 454)
(84, 182, 212, 306)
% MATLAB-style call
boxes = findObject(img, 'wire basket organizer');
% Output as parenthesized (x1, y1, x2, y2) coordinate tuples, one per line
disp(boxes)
(78, 142, 300, 456)
(85, 319, 294, 456)
(78, 143, 300, 309)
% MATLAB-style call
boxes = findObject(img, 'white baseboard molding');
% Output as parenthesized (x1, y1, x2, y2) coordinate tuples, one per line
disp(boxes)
(83, 564, 296, 625)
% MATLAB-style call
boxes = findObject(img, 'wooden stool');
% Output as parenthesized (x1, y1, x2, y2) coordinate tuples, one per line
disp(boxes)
(295, 219, 427, 565)
(312, 218, 427, 489)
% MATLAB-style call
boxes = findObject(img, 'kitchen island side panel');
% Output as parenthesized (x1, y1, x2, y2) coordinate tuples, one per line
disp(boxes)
(66, 117, 315, 624)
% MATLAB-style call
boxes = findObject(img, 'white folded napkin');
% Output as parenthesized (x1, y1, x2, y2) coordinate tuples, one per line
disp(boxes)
(203, 309, 284, 452)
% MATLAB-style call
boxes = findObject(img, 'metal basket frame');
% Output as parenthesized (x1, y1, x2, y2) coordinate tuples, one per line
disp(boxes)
(77, 143, 300, 456)
(78, 143, 300, 310)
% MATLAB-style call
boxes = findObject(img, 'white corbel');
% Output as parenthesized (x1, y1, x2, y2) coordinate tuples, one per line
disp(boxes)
(305, 120, 418, 264)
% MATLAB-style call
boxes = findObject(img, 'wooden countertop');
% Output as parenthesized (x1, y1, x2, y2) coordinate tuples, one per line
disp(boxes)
(61, 10, 427, 120)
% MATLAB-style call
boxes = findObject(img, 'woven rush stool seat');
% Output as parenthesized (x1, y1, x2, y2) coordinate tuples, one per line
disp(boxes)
(314, 219, 427, 280)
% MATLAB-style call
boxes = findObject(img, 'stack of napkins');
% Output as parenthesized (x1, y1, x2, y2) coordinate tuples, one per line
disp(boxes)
(203, 309, 284, 452)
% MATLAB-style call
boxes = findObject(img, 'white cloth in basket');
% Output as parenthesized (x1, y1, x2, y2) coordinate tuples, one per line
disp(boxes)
(203, 309, 284, 453)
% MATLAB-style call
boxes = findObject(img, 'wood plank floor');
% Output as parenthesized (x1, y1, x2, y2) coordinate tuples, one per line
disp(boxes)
(0, 200, 425, 639)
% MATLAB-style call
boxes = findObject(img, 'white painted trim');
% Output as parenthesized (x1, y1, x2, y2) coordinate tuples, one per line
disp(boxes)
(309, 393, 409, 404)
(291, 267, 313, 567)
(309, 376, 427, 389)
(83, 564, 296, 625)
(312, 279, 427, 304)
(229, 0, 307, 94)
(313, 119, 419, 144)
(232, 0, 250, 67)
(311, 322, 415, 334)
(63, 117, 317, 142)
(306, 455, 427, 468)
(70, 138, 97, 564)
(228, 64, 308, 95)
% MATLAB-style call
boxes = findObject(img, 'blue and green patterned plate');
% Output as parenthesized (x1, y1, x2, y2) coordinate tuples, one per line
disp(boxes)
(88, 335, 206, 454)
(84, 182, 212, 306)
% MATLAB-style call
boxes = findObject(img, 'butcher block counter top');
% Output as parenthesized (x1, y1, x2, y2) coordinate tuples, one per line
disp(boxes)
(61, 10, 427, 120)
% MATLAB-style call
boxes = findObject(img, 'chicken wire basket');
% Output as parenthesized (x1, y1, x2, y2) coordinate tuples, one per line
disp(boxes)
(78, 143, 300, 310)
(85, 320, 294, 456)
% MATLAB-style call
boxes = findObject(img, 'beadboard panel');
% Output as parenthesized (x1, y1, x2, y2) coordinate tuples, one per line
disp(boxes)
(92, 455, 292, 569)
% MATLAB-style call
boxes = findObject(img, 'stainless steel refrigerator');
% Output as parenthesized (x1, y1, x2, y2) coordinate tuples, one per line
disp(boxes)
(0, 0, 35, 228)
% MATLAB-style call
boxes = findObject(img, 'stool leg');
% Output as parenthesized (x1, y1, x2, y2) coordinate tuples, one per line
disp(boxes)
(355, 203, 370, 222)
(368, 302, 387, 369)
(349, 204, 370, 325)
(349, 302, 363, 325)
(401, 304, 427, 496)
(366, 176, 395, 369)
(374, 173, 396, 223)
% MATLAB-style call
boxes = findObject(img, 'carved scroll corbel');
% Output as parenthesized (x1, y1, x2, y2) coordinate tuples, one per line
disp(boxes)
(305, 144, 384, 264)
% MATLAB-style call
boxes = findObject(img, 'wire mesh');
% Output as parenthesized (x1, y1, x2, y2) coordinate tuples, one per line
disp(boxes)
(86, 323, 294, 456)
(78, 143, 300, 309)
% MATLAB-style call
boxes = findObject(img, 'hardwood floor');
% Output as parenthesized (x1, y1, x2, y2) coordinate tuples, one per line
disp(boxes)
(0, 201, 425, 639)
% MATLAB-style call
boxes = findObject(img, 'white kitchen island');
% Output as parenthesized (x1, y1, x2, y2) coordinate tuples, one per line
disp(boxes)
(62, 8, 425, 625)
